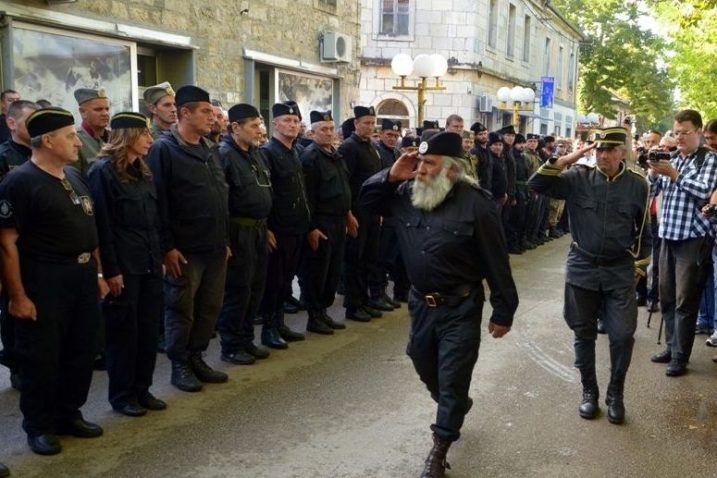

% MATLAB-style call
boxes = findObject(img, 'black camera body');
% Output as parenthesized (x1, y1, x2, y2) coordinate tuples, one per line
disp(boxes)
(637, 148, 671, 168)
(705, 203, 717, 218)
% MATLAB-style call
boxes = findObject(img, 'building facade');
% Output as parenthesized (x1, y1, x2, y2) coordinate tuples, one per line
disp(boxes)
(0, 0, 361, 125)
(359, 0, 583, 135)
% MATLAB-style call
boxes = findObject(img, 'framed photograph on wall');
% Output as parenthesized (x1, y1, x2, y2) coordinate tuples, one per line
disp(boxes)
(12, 22, 138, 114)
(275, 69, 334, 126)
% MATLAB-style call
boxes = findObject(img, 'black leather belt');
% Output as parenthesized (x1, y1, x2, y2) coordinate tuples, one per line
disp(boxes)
(411, 286, 473, 308)
(571, 242, 631, 267)
(24, 252, 93, 264)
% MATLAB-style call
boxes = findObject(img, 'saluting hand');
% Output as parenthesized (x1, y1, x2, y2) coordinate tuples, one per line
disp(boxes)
(307, 229, 328, 252)
(488, 321, 511, 338)
(9, 294, 37, 321)
(106, 274, 124, 297)
(165, 248, 188, 278)
(388, 151, 419, 183)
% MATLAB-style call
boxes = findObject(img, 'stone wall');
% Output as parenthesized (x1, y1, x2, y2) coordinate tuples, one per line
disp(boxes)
(4, 0, 362, 111)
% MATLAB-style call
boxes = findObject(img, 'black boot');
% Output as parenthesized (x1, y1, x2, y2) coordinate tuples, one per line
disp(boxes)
(420, 433, 452, 478)
(605, 377, 626, 424)
(367, 296, 394, 311)
(307, 311, 334, 335)
(383, 293, 401, 309)
(0, 462, 9, 477)
(322, 310, 346, 330)
(171, 361, 202, 392)
(261, 327, 288, 349)
(189, 353, 228, 383)
(578, 367, 599, 419)
(277, 312, 305, 342)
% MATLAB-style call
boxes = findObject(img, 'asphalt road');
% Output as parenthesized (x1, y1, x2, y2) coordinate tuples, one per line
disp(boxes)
(1, 235, 716, 478)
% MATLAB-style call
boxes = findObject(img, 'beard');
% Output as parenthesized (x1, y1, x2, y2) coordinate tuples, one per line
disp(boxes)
(411, 167, 454, 211)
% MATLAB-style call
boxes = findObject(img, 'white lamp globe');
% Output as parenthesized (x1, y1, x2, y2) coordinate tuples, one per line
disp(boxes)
(521, 87, 536, 103)
(431, 54, 448, 77)
(497, 87, 512, 102)
(413, 54, 436, 78)
(510, 86, 523, 101)
(391, 53, 414, 77)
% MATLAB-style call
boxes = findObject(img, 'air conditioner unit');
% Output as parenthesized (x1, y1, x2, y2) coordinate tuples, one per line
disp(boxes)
(478, 94, 493, 113)
(321, 32, 352, 63)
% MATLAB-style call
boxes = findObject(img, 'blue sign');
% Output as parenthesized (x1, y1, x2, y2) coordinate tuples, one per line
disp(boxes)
(540, 76, 554, 108)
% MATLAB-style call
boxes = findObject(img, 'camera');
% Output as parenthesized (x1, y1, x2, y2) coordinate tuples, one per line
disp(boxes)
(705, 203, 717, 218)
(637, 148, 671, 168)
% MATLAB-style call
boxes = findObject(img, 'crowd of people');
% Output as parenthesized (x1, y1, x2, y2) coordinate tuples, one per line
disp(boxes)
(0, 79, 716, 478)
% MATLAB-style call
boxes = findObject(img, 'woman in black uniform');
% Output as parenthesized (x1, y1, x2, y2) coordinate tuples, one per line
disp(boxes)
(88, 112, 166, 416)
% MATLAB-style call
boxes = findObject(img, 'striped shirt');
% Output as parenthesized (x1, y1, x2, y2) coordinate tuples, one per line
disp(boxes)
(649, 147, 717, 240)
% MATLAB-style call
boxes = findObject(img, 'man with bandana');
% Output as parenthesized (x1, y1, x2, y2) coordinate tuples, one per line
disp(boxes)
(360, 131, 518, 478)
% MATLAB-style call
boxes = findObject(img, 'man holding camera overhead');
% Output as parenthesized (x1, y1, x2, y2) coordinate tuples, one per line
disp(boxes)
(528, 127, 651, 425)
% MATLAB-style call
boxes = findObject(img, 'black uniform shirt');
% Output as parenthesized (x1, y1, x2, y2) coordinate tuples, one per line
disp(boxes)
(300, 142, 351, 228)
(528, 161, 652, 291)
(0, 160, 98, 257)
(472, 144, 492, 191)
(261, 137, 310, 235)
(338, 133, 382, 209)
(490, 151, 507, 200)
(359, 169, 519, 327)
(146, 128, 229, 253)
(88, 157, 163, 278)
(0, 139, 32, 179)
(219, 136, 272, 220)
(376, 141, 400, 169)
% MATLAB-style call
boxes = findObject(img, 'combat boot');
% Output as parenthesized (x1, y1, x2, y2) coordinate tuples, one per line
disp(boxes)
(189, 353, 228, 383)
(307, 311, 334, 335)
(171, 361, 202, 392)
(420, 433, 452, 478)
(578, 369, 599, 419)
(605, 377, 625, 424)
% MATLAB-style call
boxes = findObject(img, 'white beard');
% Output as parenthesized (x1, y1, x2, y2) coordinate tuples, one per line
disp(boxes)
(411, 168, 454, 211)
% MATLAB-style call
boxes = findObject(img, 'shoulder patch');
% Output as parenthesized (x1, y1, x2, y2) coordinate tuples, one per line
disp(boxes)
(627, 167, 646, 178)
(0, 199, 12, 218)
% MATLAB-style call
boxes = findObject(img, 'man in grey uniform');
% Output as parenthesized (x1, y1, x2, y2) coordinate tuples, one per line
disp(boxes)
(528, 127, 651, 425)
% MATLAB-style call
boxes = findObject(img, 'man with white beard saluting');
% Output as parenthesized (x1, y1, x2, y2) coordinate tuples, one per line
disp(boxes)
(359, 131, 519, 478)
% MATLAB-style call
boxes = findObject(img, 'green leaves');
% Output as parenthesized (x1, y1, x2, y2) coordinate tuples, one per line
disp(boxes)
(552, 0, 675, 130)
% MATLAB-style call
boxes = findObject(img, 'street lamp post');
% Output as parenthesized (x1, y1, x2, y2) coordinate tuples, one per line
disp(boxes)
(390, 53, 448, 126)
(497, 86, 536, 129)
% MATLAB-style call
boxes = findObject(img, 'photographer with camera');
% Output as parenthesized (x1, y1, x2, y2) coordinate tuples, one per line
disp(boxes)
(648, 110, 717, 377)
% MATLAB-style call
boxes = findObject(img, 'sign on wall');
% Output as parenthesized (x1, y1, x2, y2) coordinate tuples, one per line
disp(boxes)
(540, 76, 554, 109)
(12, 23, 137, 113)
(276, 69, 334, 126)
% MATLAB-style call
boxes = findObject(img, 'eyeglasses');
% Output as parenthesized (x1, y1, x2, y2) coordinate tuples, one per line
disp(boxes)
(673, 129, 698, 138)
(60, 178, 81, 205)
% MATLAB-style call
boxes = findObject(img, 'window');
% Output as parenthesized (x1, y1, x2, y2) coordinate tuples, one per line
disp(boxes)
(507, 4, 516, 57)
(557, 46, 564, 89)
(543, 37, 551, 76)
(488, 0, 498, 49)
(523, 15, 531, 62)
(380, 0, 410, 36)
(568, 48, 576, 91)
(377, 99, 410, 129)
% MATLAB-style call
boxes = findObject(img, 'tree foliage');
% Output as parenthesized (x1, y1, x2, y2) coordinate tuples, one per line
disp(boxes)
(551, 0, 674, 130)
(648, 0, 717, 120)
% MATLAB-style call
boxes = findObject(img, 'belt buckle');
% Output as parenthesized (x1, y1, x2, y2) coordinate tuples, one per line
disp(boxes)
(425, 294, 438, 308)
(77, 252, 91, 264)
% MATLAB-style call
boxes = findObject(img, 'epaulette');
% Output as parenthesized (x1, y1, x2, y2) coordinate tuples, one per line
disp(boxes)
(627, 166, 646, 178)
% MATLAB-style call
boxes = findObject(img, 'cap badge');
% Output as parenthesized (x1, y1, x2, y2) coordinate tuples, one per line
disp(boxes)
(418, 142, 428, 154)
(288, 107, 294, 114)
(392, 125, 399, 131)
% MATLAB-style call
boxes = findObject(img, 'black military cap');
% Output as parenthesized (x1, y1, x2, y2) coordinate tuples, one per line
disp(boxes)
(272, 102, 300, 118)
(110, 112, 150, 130)
(381, 118, 401, 131)
(526, 133, 540, 140)
(497, 125, 516, 135)
(228, 103, 260, 122)
(418, 131, 463, 157)
(74, 88, 109, 105)
(420, 129, 440, 142)
(422, 120, 439, 130)
(470, 122, 487, 133)
(310, 110, 333, 124)
(143, 82, 175, 105)
(543, 135, 556, 143)
(175, 85, 210, 107)
(341, 117, 355, 138)
(26, 107, 75, 138)
(353, 105, 376, 119)
(514, 133, 526, 144)
(594, 127, 628, 150)
(284, 101, 303, 120)
(488, 132, 503, 146)
(401, 136, 420, 149)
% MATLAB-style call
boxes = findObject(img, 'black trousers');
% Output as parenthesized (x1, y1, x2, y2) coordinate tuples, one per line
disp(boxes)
(299, 217, 346, 314)
(407, 290, 482, 442)
(508, 194, 527, 247)
(218, 224, 268, 352)
(164, 248, 227, 363)
(564, 283, 637, 383)
(14, 257, 100, 437)
(104, 272, 163, 407)
(343, 208, 380, 309)
(260, 232, 302, 328)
